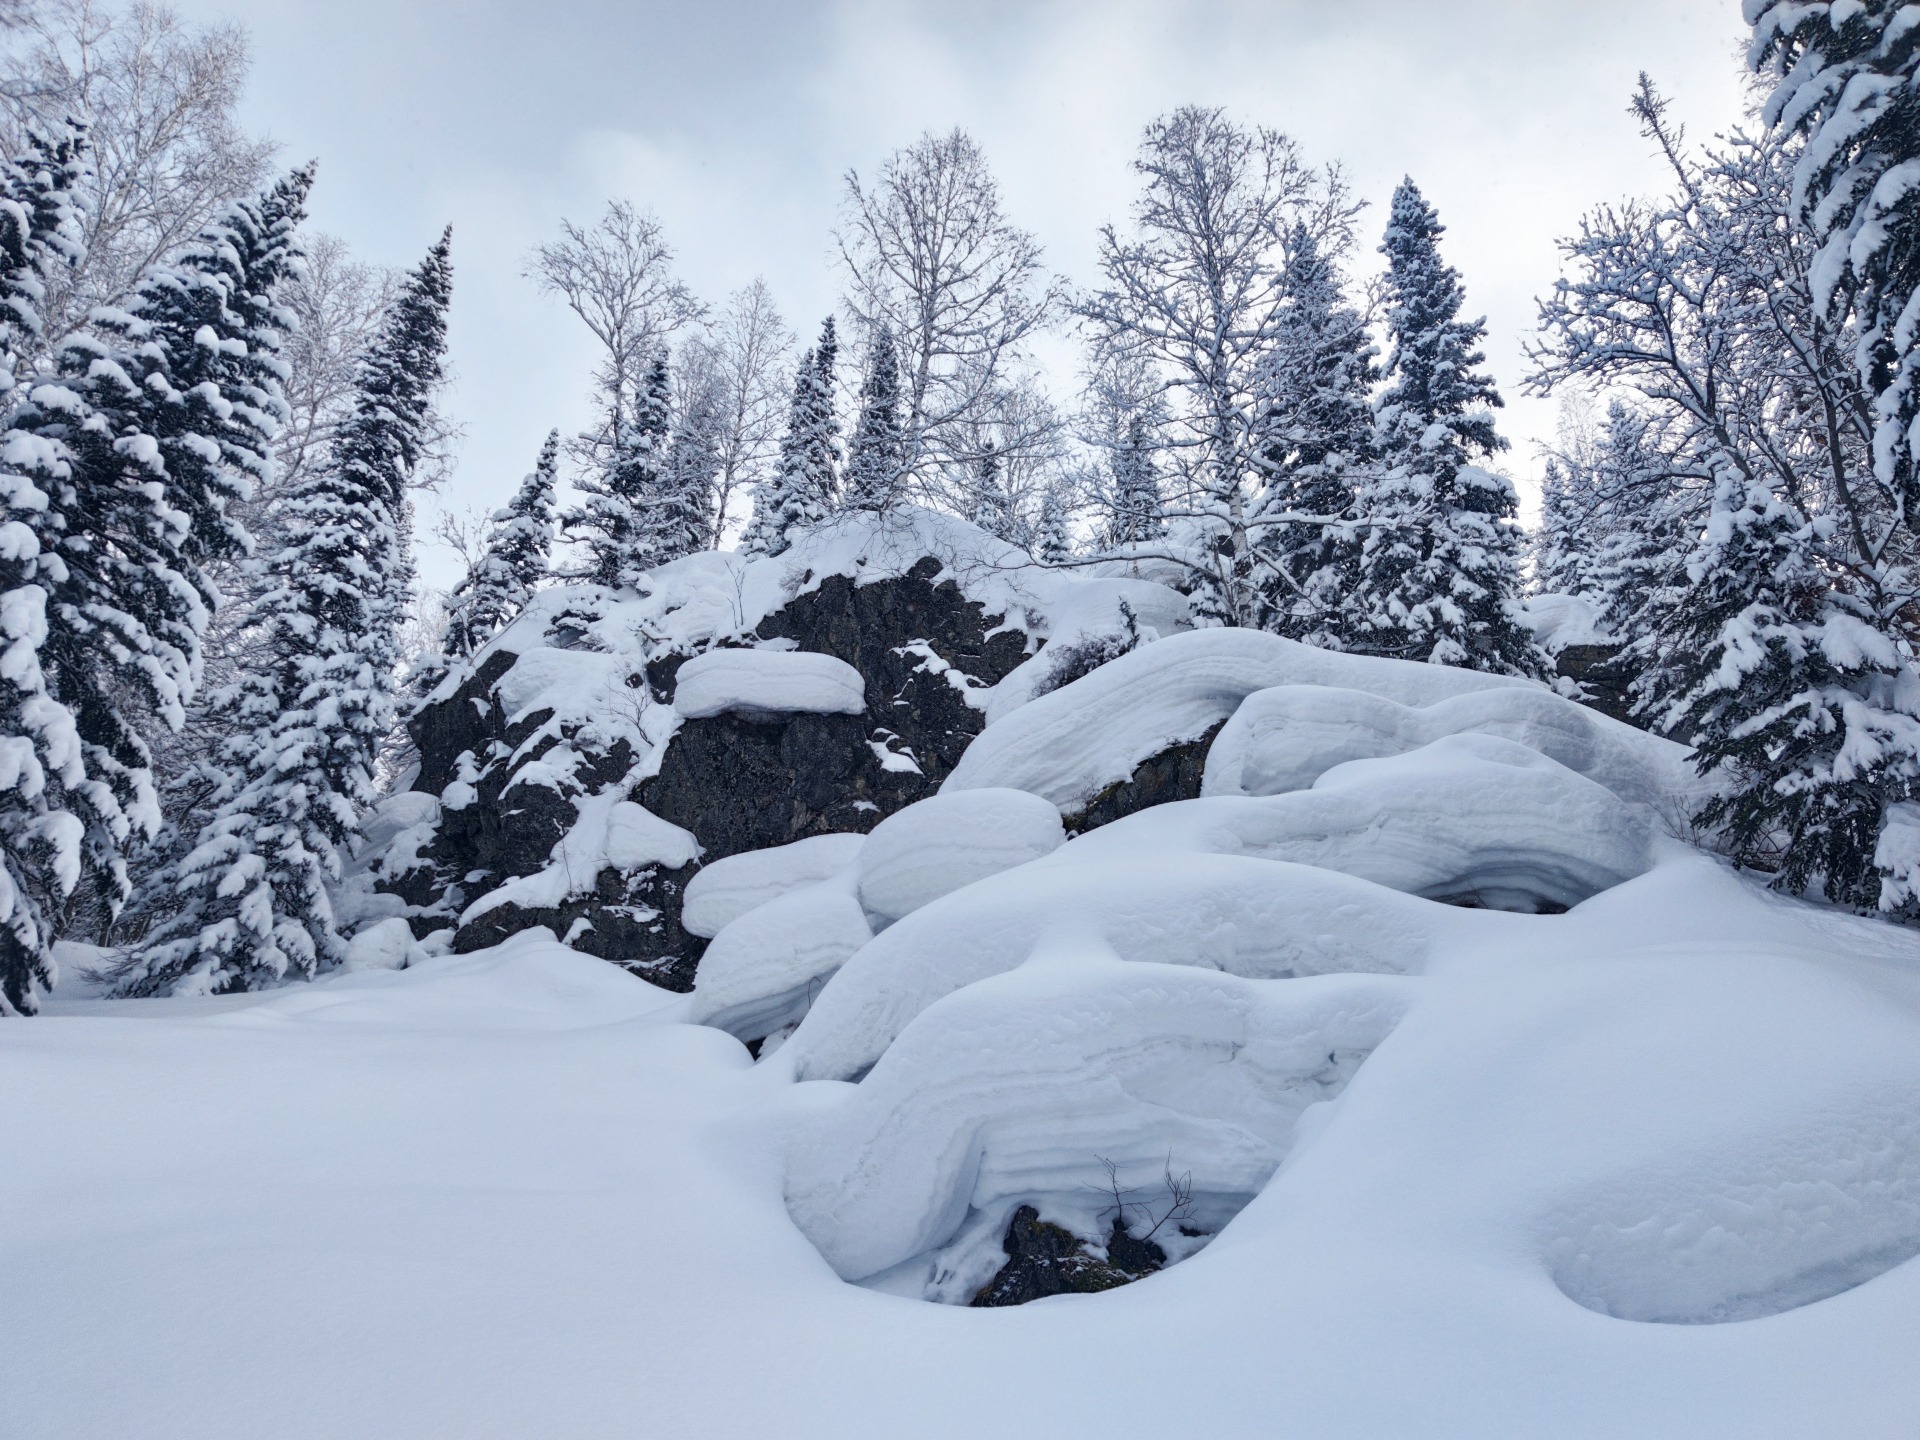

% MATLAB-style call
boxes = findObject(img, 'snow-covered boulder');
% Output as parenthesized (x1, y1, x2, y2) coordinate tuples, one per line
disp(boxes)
(944, 627, 1531, 816)
(784, 944, 1418, 1281)
(1201, 682, 1704, 814)
(854, 788, 1065, 924)
(672, 648, 867, 720)
(680, 833, 867, 938)
(686, 877, 874, 1043)
(785, 855, 1451, 1084)
(1065, 733, 1653, 910)
(343, 917, 418, 973)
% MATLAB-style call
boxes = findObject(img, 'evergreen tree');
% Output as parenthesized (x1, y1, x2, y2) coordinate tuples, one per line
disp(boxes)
(842, 324, 905, 513)
(967, 440, 1020, 541)
(567, 350, 674, 586)
(110, 228, 452, 996)
(1531, 458, 1596, 597)
(0, 122, 87, 1013)
(1658, 457, 1918, 908)
(1250, 224, 1376, 644)
(1035, 483, 1073, 564)
(1104, 413, 1163, 548)
(743, 318, 841, 556)
(663, 360, 723, 555)
(1751, 1, 1920, 528)
(1345, 180, 1544, 676)
(440, 430, 557, 662)
(14, 161, 314, 953)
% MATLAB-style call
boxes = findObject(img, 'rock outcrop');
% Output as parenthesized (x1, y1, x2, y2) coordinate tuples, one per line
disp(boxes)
(383, 547, 1043, 987)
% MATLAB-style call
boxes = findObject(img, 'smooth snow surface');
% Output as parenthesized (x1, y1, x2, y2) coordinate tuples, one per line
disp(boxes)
(680, 832, 867, 938)
(13, 859, 1920, 1439)
(786, 946, 1419, 1280)
(1061, 733, 1653, 911)
(1201, 682, 1705, 813)
(672, 647, 867, 719)
(854, 788, 1066, 923)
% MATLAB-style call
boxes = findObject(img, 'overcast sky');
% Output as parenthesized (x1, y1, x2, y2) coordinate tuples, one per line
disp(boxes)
(170, 0, 1753, 590)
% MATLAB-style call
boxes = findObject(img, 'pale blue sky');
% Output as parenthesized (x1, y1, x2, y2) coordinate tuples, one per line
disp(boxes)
(171, 0, 1750, 588)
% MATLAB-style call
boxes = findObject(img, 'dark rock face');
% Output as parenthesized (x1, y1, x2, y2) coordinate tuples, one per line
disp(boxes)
(970, 1206, 1165, 1307)
(387, 557, 1035, 986)
(756, 557, 1032, 786)
(1065, 721, 1228, 835)
(1556, 643, 1639, 728)
(451, 860, 704, 990)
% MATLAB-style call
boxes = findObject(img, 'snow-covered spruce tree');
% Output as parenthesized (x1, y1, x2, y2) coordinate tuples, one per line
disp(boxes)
(1531, 74, 1920, 912)
(965, 440, 1020, 542)
(0, 121, 87, 1013)
(1103, 412, 1164, 547)
(1344, 180, 1544, 676)
(842, 323, 906, 513)
(1750, 1, 1920, 527)
(17, 161, 314, 957)
(742, 318, 840, 557)
(566, 350, 697, 585)
(1660, 458, 1920, 907)
(110, 228, 452, 996)
(1530, 458, 1595, 597)
(1035, 482, 1073, 564)
(1250, 223, 1376, 644)
(1583, 404, 1701, 683)
(439, 430, 557, 662)
(665, 357, 723, 554)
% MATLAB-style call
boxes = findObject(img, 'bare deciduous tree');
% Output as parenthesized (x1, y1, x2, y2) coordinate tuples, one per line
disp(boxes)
(838, 128, 1060, 493)
(1077, 106, 1360, 623)
(0, 0, 277, 342)
(696, 278, 793, 544)
(525, 199, 704, 478)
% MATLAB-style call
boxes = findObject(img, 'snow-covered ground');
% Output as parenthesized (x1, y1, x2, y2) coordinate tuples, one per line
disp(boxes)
(7, 543, 1920, 1437)
(6, 857, 1919, 1438)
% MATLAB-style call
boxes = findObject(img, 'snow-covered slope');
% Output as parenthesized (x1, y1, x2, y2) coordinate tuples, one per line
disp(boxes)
(8, 523, 1919, 1438)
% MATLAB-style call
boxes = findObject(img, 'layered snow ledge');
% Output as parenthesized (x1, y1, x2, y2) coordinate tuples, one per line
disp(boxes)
(673, 648, 866, 720)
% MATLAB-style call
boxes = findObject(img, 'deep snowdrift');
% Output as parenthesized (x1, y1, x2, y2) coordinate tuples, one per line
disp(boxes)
(7, 528, 1920, 1439)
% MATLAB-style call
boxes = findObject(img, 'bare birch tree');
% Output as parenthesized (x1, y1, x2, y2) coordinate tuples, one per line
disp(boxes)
(524, 199, 704, 479)
(1077, 106, 1360, 623)
(0, 0, 276, 342)
(692, 278, 793, 544)
(837, 128, 1060, 495)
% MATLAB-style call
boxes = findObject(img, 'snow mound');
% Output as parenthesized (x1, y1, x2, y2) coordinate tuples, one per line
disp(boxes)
(1062, 733, 1653, 911)
(343, 917, 418, 973)
(784, 942, 1418, 1281)
(680, 832, 867, 939)
(945, 627, 1533, 813)
(785, 854, 1454, 1084)
(1547, 1100, 1920, 1325)
(1202, 682, 1703, 813)
(1525, 591, 1613, 653)
(686, 875, 874, 1043)
(672, 648, 867, 720)
(855, 788, 1065, 924)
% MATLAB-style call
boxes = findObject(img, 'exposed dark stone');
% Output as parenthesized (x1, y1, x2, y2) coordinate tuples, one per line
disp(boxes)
(642, 710, 914, 858)
(755, 557, 1031, 786)
(402, 557, 1038, 981)
(970, 1207, 1165, 1308)
(451, 860, 703, 991)
(1555, 643, 1640, 728)
(411, 647, 520, 797)
(1065, 720, 1228, 835)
